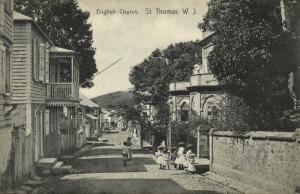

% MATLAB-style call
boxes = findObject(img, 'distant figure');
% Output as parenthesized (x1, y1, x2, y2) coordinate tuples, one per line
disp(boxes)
(121, 142, 129, 167)
(125, 137, 132, 160)
(163, 148, 170, 170)
(160, 140, 166, 148)
(175, 142, 186, 170)
(155, 146, 164, 169)
(184, 144, 193, 170)
(186, 153, 196, 174)
(169, 147, 177, 169)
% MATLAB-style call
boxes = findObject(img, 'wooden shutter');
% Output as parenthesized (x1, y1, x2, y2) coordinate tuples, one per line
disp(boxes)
(5, 48, 10, 93)
(45, 110, 50, 135)
(0, 45, 3, 94)
(2, 46, 6, 93)
(45, 47, 49, 83)
(39, 43, 45, 81)
(32, 38, 37, 80)
(0, 3, 4, 26)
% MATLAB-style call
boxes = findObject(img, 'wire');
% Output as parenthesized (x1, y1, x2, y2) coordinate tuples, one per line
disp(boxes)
(79, 58, 122, 86)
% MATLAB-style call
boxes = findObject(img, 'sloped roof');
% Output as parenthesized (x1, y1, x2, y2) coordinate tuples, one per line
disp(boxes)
(13, 11, 54, 46)
(80, 93, 99, 108)
(13, 11, 33, 21)
(50, 46, 75, 54)
(86, 114, 98, 120)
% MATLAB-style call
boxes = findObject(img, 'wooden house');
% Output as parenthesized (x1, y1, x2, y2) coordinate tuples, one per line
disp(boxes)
(0, 0, 15, 191)
(79, 93, 101, 139)
(47, 46, 80, 156)
(11, 11, 54, 182)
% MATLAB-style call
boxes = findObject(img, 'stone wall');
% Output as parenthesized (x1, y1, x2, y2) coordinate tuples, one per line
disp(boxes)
(210, 130, 300, 194)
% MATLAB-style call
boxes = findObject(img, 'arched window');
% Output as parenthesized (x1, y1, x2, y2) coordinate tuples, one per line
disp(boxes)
(203, 96, 216, 120)
(191, 96, 196, 113)
(180, 102, 189, 122)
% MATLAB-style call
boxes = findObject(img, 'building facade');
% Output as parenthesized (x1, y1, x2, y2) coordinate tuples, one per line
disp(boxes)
(0, 0, 14, 191)
(168, 34, 224, 158)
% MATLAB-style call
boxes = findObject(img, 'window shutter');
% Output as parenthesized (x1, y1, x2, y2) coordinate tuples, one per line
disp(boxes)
(32, 38, 37, 80)
(45, 110, 50, 135)
(2, 46, 6, 93)
(0, 45, 3, 94)
(5, 49, 10, 93)
(45, 47, 49, 83)
(0, 3, 4, 26)
(39, 43, 45, 81)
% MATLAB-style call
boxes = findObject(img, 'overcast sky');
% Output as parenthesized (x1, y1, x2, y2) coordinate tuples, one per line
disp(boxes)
(78, 0, 208, 98)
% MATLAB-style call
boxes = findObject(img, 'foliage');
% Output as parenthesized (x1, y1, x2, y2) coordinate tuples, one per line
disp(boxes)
(15, 0, 97, 86)
(129, 41, 201, 133)
(209, 95, 251, 132)
(199, 0, 297, 130)
(114, 104, 142, 124)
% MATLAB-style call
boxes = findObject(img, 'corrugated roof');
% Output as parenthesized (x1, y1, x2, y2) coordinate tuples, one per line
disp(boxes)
(50, 46, 75, 54)
(80, 93, 100, 108)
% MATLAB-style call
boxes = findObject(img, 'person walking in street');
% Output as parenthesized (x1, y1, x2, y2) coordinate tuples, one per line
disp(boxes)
(121, 142, 129, 167)
(125, 137, 132, 160)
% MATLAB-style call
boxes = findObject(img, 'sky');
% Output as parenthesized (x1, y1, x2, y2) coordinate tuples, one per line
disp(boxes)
(78, 0, 208, 98)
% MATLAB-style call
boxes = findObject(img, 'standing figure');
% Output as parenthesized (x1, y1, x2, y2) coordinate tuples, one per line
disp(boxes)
(121, 142, 129, 167)
(169, 147, 177, 169)
(125, 137, 132, 160)
(184, 144, 193, 170)
(187, 153, 196, 174)
(163, 148, 170, 170)
(175, 142, 186, 170)
(156, 146, 164, 169)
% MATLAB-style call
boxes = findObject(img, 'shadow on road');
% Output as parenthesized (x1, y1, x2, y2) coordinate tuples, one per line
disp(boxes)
(44, 178, 222, 194)
(72, 157, 156, 173)
(83, 147, 151, 156)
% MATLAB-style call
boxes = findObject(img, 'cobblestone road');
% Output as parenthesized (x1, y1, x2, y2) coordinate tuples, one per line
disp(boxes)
(39, 129, 237, 194)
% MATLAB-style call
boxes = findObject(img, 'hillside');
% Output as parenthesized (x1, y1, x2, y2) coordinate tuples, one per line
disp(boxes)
(92, 91, 134, 109)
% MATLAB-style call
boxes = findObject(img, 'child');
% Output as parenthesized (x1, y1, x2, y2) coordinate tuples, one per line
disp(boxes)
(184, 144, 193, 170)
(121, 142, 129, 167)
(169, 147, 177, 169)
(163, 148, 170, 170)
(186, 153, 196, 174)
(155, 146, 164, 169)
(175, 142, 186, 170)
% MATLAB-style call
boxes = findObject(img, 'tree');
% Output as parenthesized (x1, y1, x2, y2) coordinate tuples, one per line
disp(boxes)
(199, 0, 297, 130)
(15, 0, 97, 86)
(129, 41, 200, 134)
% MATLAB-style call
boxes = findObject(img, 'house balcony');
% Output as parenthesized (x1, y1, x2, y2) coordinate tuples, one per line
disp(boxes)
(46, 82, 79, 106)
(190, 73, 219, 87)
(169, 81, 190, 92)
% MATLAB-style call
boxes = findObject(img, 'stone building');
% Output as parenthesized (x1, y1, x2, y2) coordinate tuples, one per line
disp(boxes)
(168, 33, 224, 158)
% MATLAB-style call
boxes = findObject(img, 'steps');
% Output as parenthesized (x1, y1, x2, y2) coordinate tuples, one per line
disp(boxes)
(36, 158, 57, 169)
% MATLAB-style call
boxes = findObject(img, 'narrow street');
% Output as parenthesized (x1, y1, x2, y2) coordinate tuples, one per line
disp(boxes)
(35, 129, 237, 194)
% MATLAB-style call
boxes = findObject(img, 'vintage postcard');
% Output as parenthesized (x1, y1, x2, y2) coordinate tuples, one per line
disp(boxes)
(0, 0, 299, 193)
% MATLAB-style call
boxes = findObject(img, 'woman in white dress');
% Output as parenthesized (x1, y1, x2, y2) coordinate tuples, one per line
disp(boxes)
(156, 146, 164, 169)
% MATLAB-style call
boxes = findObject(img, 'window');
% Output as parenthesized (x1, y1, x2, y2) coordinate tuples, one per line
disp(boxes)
(0, 44, 11, 94)
(180, 102, 189, 122)
(32, 38, 48, 82)
(202, 45, 213, 73)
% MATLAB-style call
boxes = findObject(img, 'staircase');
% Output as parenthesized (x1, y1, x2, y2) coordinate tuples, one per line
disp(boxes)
(36, 158, 72, 176)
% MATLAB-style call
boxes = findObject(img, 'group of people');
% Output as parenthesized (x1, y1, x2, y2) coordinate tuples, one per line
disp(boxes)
(155, 142, 196, 174)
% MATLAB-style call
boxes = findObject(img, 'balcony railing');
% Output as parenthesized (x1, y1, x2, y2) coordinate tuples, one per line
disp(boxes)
(47, 83, 79, 102)
(190, 73, 219, 87)
(169, 82, 190, 92)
